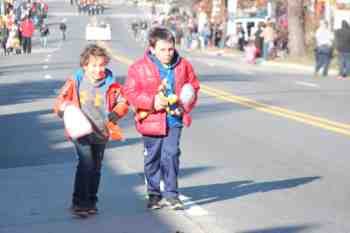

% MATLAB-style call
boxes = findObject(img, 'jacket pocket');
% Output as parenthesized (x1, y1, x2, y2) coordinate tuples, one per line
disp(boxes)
(136, 112, 166, 136)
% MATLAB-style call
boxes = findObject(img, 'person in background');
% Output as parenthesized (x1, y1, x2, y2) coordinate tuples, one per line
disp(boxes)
(0, 17, 9, 56)
(261, 20, 275, 60)
(40, 22, 49, 48)
(19, 15, 35, 54)
(244, 39, 258, 64)
(254, 22, 264, 58)
(53, 44, 129, 217)
(123, 27, 200, 211)
(59, 18, 67, 40)
(334, 20, 350, 80)
(314, 20, 334, 78)
(237, 23, 246, 51)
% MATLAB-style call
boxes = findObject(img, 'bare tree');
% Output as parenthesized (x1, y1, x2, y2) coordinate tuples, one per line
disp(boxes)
(287, 0, 306, 57)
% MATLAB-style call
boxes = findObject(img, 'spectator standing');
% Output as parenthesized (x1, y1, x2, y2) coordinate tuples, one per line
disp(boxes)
(254, 22, 264, 58)
(237, 23, 246, 51)
(19, 16, 35, 54)
(40, 22, 49, 48)
(53, 44, 129, 217)
(261, 20, 275, 60)
(59, 19, 67, 40)
(334, 20, 350, 80)
(0, 17, 9, 56)
(123, 27, 200, 211)
(244, 40, 258, 64)
(314, 20, 334, 78)
(5, 8, 15, 32)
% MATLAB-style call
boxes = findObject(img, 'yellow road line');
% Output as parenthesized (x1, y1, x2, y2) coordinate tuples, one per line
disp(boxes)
(201, 85, 350, 136)
(99, 43, 350, 137)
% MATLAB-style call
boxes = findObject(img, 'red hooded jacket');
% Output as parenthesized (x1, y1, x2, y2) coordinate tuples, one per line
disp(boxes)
(123, 50, 200, 136)
(20, 18, 35, 38)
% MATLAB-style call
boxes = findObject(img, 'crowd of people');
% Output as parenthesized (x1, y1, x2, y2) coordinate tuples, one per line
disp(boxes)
(71, 0, 107, 15)
(142, 5, 349, 79)
(138, 6, 289, 64)
(0, 0, 49, 55)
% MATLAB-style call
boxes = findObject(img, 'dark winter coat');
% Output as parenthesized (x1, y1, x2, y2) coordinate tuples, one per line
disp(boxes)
(335, 20, 350, 53)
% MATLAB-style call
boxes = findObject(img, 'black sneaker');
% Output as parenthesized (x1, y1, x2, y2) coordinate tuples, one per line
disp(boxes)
(147, 194, 162, 210)
(164, 197, 184, 210)
(70, 205, 89, 218)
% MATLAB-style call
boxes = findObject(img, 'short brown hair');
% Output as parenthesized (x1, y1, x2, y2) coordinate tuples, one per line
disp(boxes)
(79, 44, 110, 67)
(148, 27, 175, 48)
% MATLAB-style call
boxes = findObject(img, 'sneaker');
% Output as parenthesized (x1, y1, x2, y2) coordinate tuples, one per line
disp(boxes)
(164, 197, 184, 210)
(70, 205, 89, 218)
(87, 205, 98, 215)
(147, 194, 162, 210)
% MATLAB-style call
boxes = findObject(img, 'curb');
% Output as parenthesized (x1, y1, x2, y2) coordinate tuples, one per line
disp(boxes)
(195, 49, 339, 76)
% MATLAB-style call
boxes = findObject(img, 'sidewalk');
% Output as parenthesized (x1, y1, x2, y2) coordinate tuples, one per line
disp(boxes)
(191, 47, 339, 76)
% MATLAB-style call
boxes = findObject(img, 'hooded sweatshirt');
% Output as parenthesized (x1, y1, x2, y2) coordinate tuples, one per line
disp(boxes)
(335, 20, 350, 53)
(148, 51, 183, 128)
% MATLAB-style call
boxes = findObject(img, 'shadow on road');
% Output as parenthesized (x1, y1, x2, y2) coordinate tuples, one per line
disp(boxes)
(181, 176, 321, 206)
(238, 224, 319, 233)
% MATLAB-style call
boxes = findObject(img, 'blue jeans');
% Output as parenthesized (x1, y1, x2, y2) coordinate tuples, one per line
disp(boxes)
(72, 137, 106, 208)
(143, 127, 182, 198)
(315, 46, 332, 76)
(263, 42, 270, 60)
(338, 52, 350, 78)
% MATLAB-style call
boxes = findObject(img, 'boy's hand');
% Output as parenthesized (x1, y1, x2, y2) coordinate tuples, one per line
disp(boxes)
(154, 94, 168, 111)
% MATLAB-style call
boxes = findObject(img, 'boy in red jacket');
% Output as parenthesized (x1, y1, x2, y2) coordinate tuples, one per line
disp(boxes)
(53, 44, 128, 217)
(124, 27, 200, 210)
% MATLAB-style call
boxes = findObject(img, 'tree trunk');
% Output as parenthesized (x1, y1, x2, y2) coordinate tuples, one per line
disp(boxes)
(287, 0, 306, 57)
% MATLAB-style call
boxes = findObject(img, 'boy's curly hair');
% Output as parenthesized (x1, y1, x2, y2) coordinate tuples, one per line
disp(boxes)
(80, 44, 110, 67)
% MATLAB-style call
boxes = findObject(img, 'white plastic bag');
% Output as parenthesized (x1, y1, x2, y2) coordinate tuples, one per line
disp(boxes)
(63, 105, 93, 139)
(180, 83, 195, 106)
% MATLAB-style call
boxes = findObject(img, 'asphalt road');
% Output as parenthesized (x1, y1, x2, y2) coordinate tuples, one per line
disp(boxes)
(1, 1, 350, 233)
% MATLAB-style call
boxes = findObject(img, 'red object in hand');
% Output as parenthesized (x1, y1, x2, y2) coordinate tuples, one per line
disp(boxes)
(106, 121, 124, 141)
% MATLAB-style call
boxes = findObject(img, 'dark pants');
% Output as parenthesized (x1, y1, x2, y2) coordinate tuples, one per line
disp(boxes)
(338, 52, 350, 78)
(238, 38, 245, 51)
(22, 37, 32, 54)
(72, 138, 106, 208)
(315, 46, 332, 76)
(61, 31, 66, 40)
(143, 127, 182, 198)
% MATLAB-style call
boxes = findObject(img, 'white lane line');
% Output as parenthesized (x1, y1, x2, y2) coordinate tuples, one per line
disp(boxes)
(179, 194, 209, 216)
(43, 65, 49, 69)
(44, 74, 52, 79)
(157, 180, 209, 216)
(296, 81, 320, 88)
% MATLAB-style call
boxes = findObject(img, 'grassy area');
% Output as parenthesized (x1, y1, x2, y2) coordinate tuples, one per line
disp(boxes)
(274, 51, 339, 70)
(193, 45, 339, 70)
